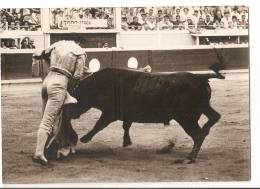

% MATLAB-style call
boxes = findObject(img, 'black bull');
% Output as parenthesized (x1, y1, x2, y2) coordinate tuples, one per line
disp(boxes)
(50, 68, 224, 163)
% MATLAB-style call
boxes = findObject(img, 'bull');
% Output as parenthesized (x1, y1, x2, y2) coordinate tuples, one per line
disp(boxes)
(56, 67, 224, 163)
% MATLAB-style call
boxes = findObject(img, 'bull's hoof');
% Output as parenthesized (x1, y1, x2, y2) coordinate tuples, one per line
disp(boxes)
(123, 140, 132, 147)
(187, 159, 196, 164)
(80, 135, 92, 143)
(173, 158, 196, 164)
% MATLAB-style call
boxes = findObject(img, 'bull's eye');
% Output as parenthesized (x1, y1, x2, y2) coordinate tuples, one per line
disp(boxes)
(127, 57, 138, 69)
(89, 58, 101, 72)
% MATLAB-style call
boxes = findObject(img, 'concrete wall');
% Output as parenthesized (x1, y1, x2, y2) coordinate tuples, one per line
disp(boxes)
(1, 47, 249, 80)
(50, 33, 117, 48)
(119, 32, 194, 49)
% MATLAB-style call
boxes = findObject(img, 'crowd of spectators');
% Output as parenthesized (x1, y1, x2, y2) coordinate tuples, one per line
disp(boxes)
(1, 37, 36, 49)
(50, 8, 115, 29)
(121, 6, 249, 31)
(0, 8, 41, 31)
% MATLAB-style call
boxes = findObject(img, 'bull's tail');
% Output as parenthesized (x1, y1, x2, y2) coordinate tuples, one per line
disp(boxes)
(196, 73, 225, 80)
(196, 61, 226, 80)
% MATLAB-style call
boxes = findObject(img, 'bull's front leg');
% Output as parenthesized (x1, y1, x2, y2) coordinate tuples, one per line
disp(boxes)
(80, 112, 114, 143)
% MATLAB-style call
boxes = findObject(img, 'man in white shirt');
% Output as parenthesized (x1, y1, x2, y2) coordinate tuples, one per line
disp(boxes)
(221, 11, 232, 29)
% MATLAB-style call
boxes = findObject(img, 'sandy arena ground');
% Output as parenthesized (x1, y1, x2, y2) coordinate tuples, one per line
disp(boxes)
(1, 72, 250, 184)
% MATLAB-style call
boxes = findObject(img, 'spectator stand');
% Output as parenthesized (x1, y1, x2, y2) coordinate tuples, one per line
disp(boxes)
(0, 6, 249, 80)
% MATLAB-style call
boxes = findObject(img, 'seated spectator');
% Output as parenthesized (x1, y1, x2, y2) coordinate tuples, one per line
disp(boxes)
(159, 15, 173, 30)
(128, 16, 142, 31)
(21, 21, 30, 31)
(204, 14, 214, 29)
(9, 39, 18, 49)
(121, 16, 129, 31)
(184, 17, 194, 30)
(228, 21, 234, 29)
(197, 17, 206, 30)
(172, 15, 184, 30)
(8, 21, 16, 30)
(29, 39, 36, 49)
(139, 13, 147, 26)
(1, 41, 7, 49)
(213, 19, 221, 29)
(15, 20, 20, 29)
(107, 17, 114, 29)
(146, 16, 157, 30)
(21, 37, 30, 49)
(221, 11, 232, 29)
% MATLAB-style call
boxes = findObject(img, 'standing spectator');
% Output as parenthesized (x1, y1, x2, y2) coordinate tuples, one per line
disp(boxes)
(204, 14, 214, 29)
(83, 8, 93, 19)
(147, 8, 156, 23)
(139, 13, 147, 26)
(156, 9, 164, 23)
(174, 8, 183, 22)
(231, 6, 241, 21)
(158, 15, 173, 30)
(222, 6, 232, 16)
(181, 7, 192, 22)
(201, 7, 212, 21)
(221, 11, 232, 29)
(137, 8, 145, 22)
(126, 8, 135, 24)
(213, 9, 223, 23)
(121, 16, 129, 31)
(129, 16, 142, 31)
(231, 16, 238, 29)
(192, 9, 200, 28)
(56, 9, 64, 29)
(239, 14, 248, 29)
(71, 8, 79, 19)
(0, 16, 8, 30)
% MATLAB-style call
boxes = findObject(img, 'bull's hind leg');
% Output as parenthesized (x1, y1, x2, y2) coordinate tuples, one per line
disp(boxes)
(122, 121, 132, 147)
(177, 116, 205, 163)
(80, 112, 114, 143)
(201, 104, 221, 136)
